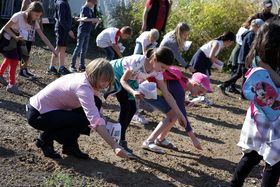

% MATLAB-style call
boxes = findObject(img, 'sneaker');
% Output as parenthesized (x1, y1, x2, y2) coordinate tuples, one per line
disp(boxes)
(62, 144, 90, 159)
(47, 66, 59, 76)
(79, 66, 86, 72)
(119, 140, 133, 154)
(217, 84, 227, 95)
(25, 69, 34, 77)
(69, 66, 77, 73)
(132, 113, 149, 125)
(6, 85, 21, 95)
(19, 69, 31, 79)
(0, 76, 8, 86)
(58, 66, 71, 75)
(228, 87, 241, 94)
(35, 138, 61, 159)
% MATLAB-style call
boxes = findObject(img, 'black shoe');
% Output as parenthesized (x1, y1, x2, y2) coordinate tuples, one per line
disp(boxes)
(58, 66, 71, 75)
(19, 69, 31, 79)
(25, 69, 34, 77)
(47, 66, 59, 76)
(35, 139, 61, 159)
(62, 145, 90, 159)
(119, 140, 133, 154)
(78, 66, 86, 72)
(228, 87, 241, 94)
(217, 84, 227, 95)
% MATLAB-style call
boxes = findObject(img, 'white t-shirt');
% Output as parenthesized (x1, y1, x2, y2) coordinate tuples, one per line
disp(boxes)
(136, 31, 157, 50)
(200, 40, 224, 58)
(4, 11, 40, 41)
(96, 27, 120, 48)
(236, 27, 248, 45)
(122, 55, 163, 83)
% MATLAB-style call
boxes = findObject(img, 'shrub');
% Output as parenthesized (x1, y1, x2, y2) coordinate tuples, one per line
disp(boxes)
(100, 0, 260, 65)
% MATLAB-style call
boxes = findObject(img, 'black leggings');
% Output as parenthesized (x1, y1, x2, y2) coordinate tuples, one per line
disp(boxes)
(116, 88, 136, 141)
(26, 96, 102, 146)
(223, 64, 247, 89)
(230, 151, 280, 187)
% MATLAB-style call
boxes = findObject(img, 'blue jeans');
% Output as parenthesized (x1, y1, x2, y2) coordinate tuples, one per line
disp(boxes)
(71, 32, 90, 68)
(103, 46, 115, 60)
(133, 42, 143, 54)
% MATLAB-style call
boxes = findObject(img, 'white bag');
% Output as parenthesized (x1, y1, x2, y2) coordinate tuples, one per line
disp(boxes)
(106, 122, 121, 143)
(212, 60, 224, 70)
(138, 81, 157, 99)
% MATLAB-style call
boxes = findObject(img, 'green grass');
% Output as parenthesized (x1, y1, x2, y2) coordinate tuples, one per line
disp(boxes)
(44, 171, 98, 187)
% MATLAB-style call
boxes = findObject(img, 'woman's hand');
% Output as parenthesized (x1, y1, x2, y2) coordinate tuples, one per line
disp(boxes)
(114, 147, 130, 158)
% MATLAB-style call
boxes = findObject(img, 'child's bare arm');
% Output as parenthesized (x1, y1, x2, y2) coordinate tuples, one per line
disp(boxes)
(112, 44, 122, 57)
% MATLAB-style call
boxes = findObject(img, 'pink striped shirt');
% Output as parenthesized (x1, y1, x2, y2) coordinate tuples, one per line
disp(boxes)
(30, 73, 105, 129)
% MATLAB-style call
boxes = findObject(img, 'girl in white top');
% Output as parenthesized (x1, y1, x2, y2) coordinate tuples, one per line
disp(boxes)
(0, 2, 57, 94)
(108, 47, 187, 153)
(189, 31, 235, 76)
(133, 29, 159, 54)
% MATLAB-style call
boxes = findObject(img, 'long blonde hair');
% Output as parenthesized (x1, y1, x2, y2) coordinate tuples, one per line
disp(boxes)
(86, 58, 115, 90)
(174, 22, 190, 50)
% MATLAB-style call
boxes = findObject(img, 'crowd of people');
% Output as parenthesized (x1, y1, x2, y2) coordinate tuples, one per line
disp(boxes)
(0, 0, 279, 186)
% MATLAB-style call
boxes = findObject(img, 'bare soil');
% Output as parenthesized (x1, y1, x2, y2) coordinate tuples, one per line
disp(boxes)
(0, 44, 266, 187)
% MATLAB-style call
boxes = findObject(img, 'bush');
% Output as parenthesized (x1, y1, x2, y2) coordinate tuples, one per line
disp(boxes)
(101, 0, 260, 65)
(167, 0, 259, 64)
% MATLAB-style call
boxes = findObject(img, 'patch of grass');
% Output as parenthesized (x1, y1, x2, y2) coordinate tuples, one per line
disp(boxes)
(44, 171, 97, 187)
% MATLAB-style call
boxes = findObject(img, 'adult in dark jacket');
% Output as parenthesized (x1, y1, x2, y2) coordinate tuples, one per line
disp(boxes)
(141, 0, 172, 34)
(253, 0, 275, 22)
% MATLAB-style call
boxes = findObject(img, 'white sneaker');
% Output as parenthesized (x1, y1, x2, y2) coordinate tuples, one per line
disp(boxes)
(132, 114, 149, 125)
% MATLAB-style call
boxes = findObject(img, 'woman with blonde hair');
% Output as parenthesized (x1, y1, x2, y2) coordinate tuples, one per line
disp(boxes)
(26, 58, 130, 159)
(160, 22, 190, 69)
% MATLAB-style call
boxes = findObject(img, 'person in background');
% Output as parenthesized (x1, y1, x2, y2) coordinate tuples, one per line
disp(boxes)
(96, 26, 132, 60)
(70, 0, 100, 73)
(224, 16, 254, 94)
(48, 0, 75, 76)
(189, 31, 235, 105)
(18, 0, 42, 79)
(133, 28, 159, 55)
(141, 0, 172, 35)
(253, 0, 275, 22)
(160, 22, 190, 69)
(0, 2, 57, 94)
(218, 19, 264, 98)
